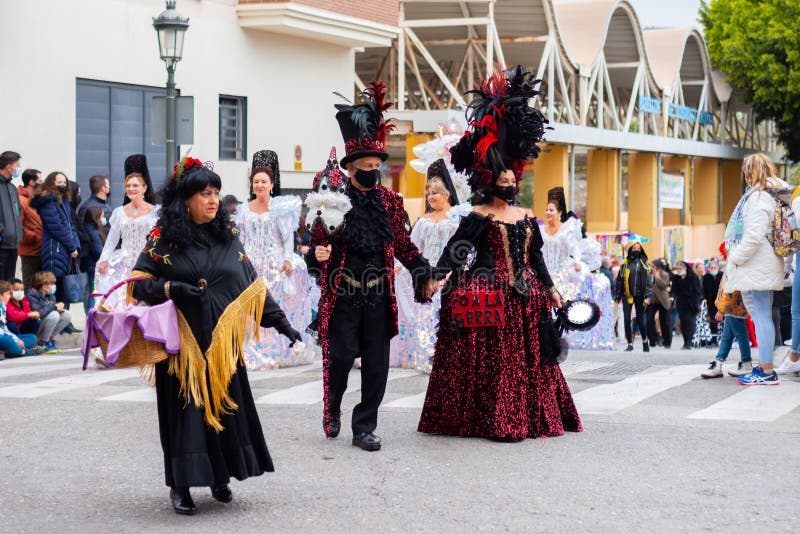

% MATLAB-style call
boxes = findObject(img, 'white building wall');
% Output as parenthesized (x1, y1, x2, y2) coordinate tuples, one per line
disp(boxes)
(0, 0, 355, 201)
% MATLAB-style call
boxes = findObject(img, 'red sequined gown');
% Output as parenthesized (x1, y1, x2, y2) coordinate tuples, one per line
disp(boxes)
(418, 213, 582, 439)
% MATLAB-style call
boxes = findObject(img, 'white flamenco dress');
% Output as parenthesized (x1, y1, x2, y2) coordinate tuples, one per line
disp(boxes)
(540, 217, 613, 350)
(389, 204, 472, 370)
(94, 205, 159, 309)
(234, 196, 315, 369)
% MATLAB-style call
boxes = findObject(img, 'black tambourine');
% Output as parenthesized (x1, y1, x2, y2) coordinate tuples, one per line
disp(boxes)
(557, 299, 602, 332)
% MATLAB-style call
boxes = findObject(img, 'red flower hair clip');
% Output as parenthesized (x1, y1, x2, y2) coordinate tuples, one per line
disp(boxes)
(172, 156, 208, 181)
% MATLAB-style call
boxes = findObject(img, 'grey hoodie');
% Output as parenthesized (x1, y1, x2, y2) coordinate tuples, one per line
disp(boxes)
(0, 175, 22, 249)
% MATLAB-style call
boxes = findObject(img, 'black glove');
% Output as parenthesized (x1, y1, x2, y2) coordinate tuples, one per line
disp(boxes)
(281, 324, 302, 345)
(169, 281, 205, 302)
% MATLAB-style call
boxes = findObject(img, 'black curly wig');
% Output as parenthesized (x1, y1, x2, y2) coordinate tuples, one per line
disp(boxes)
(156, 165, 234, 248)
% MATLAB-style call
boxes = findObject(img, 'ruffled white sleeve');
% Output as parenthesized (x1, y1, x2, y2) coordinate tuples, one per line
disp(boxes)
(271, 195, 302, 262)
(99, 207, 124, 263)
(410, 217, 427, 252)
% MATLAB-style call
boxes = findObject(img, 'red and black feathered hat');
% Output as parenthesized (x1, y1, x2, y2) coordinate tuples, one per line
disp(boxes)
(335, 81, 395, 168)
(450, 65, 548, 195)
(427, 158, 460, 206)
(312, 147, 347, 193)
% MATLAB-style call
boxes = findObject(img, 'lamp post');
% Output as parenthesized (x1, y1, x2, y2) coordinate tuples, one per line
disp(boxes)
(153, 0, 189, 177)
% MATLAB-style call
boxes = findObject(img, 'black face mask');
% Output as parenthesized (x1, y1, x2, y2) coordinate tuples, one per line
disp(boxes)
(354, 169, 380, 189)
(629, 250, 641, 258)
(72, 194, 82, 206)
(56, 185, 67, 194)
(493, 185, 517, 204)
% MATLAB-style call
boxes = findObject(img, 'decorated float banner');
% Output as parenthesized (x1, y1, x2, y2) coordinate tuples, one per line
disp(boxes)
(660, 173, 684, 210)
(664, 227, 685, 266)
(594, 233, 626, 260)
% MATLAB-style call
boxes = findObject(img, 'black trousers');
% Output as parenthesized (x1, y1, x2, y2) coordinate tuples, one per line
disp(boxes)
(0, 248, 17, 280)
(622, 296, 647, 345)
(646, 302, 673, 348)
(678, 309, 697, 347)
(327, 292, 391, 435)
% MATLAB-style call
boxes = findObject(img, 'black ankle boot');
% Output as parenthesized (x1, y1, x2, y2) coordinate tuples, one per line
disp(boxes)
(211, 484, 233, 503)
(170, 487, 197, 515)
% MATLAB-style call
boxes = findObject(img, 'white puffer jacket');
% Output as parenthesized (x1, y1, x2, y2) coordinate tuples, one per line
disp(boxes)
(725, 177, 790, 292)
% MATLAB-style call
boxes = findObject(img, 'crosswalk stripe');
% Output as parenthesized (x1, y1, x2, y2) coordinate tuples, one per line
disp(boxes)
(99, 362, 326, 403)
(0, 354, 82, 366)
(256, 368, 416, 405)
(687, 381, 800, 421)
(0, 363, 83, 379)
(384, 361, 616, 409)
(0, 368, 142, 398)
(572, 365, 706, 415)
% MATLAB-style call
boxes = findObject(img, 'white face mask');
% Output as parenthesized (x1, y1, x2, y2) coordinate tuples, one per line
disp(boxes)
(12, 290, 24, 301)
(100, 217, 107, 226)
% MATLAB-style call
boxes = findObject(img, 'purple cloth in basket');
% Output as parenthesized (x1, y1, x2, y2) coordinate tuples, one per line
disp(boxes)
(82, 301, 181, 370)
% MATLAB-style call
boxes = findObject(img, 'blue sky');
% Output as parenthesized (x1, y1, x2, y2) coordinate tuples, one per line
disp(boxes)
(557, 0, 704, 31)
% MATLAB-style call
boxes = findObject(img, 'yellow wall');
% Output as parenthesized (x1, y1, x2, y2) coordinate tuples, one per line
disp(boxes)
(721, 160, 743, 221)
(532, 144, 569, 218)
(586, 149, 619, 232)
(627, 152, 658, 244)
(401, 132, 433, 197)
(693, 157, 720, 225)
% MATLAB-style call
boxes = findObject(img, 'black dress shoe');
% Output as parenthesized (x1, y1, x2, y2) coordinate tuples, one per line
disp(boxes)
(170, 487, 197, 515)
(352, 432, 381, 451)
(211, 484, 233, 503)
(326, 412, 341, 439)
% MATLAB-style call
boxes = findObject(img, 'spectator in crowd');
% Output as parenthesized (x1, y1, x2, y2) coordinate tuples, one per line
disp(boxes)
(724, 153, 789, 385)
(0, 151, 23, 280)
(600, 256, 615, 294)
(614, 241, 653, 352)
(81, 206, 107, 310)
(701, 280, 752, 378)
(221, 194, 240, 217)
(27, 270, 71, 352)
(691, 260, 714, 347)
(647, 258, 673, 348)
(17, 168, 44, 288)
(777, 186, 800, 374)
(5, 277, 41, 337)
(29, 172, 81, 316)
(703, 260, 723, 346)
(78, 175, 112, 232)
(671, 261, 702, 350)
(0, 280, 42, 357)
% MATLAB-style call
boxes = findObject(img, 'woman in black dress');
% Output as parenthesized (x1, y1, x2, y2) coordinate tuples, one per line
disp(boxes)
(128, 158, 301, 515)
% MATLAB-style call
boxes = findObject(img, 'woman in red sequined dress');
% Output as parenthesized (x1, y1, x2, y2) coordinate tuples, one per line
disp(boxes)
(418, 66, 582, 441)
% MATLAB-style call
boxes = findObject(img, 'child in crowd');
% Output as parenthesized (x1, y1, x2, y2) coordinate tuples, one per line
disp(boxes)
(0, 280, 43, 357)
(26, 271, 71, 353)
(701, 280, 752, 378)
(5, 278, 42, 336)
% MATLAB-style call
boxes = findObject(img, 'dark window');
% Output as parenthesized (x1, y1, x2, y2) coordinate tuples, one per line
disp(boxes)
(76, 79, 168, 208)
(219, 95, 247, 160)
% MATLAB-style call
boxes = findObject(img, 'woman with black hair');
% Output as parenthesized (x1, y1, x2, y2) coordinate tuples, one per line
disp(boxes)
(614, 241, 653, 352)
(29, 171, 80, 307)
(671, 260, 703, 349)
(94, 154, 158, 309)
(418, 67, 581, 441)
(127, 157, 302, 515)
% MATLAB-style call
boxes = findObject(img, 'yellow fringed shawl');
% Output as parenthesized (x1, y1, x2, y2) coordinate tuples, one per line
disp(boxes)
(125, 270, 266, 431)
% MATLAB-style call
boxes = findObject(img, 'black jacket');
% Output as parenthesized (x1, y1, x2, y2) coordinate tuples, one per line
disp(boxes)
(0, 175, 22, 249)
(672, 267, 702, 315)
(614, 256, 653, 301)
(702, 271, 723, 317)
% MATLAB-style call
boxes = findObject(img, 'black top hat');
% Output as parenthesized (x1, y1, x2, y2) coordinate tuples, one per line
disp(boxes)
(335, 81, 394, 168)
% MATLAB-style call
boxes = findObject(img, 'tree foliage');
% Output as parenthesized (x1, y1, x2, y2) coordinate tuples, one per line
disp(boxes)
(701, 0, 800, 161)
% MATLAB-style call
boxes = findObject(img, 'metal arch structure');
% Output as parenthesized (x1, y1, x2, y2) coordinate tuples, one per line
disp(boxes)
(354, 0, 779, 157)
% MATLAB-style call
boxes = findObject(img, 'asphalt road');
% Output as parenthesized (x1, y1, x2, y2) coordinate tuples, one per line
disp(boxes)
(0, 344, 798, 533)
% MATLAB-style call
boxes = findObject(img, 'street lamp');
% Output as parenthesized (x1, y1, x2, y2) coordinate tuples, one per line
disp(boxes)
(153, 0, 189, 177)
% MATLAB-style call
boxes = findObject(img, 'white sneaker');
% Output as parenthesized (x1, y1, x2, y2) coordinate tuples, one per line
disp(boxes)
(776, 354, 800, 374)
(701, 360, 723, 379)
(728, 361, 753, 377)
